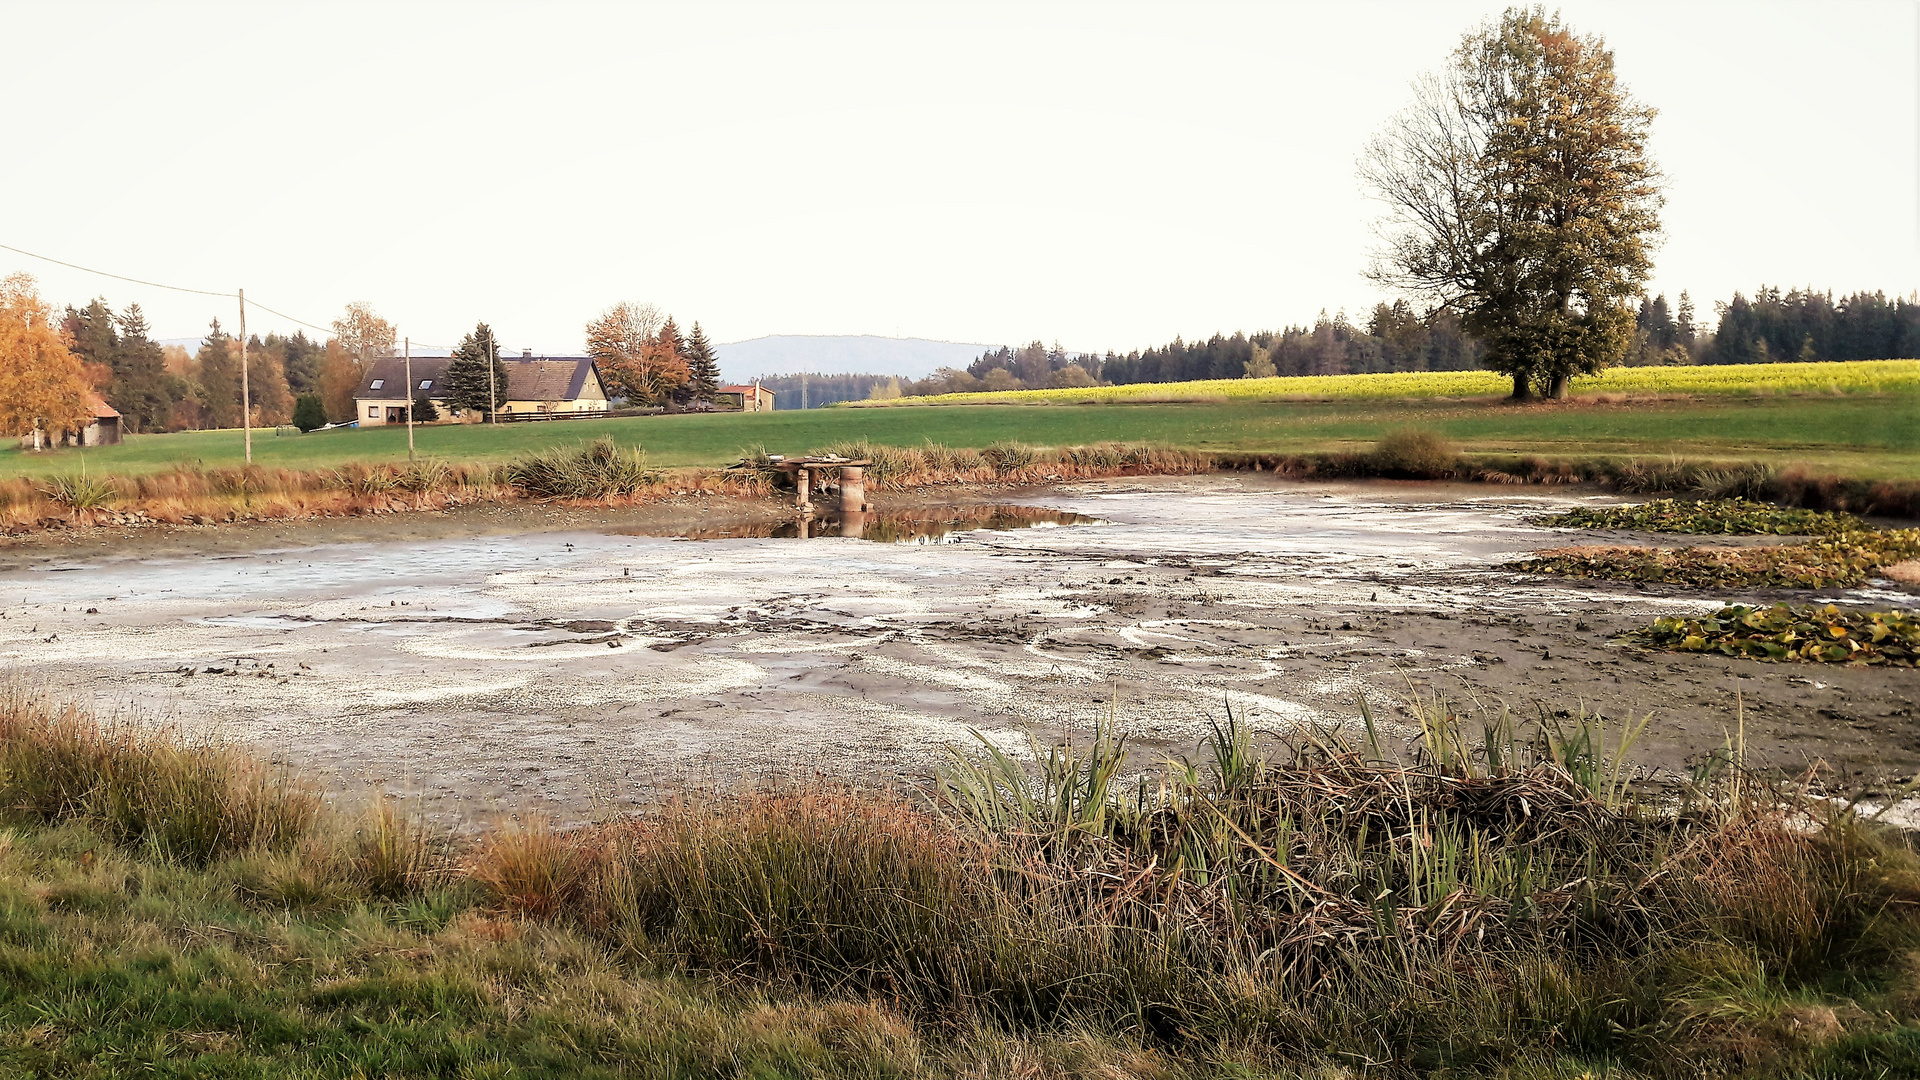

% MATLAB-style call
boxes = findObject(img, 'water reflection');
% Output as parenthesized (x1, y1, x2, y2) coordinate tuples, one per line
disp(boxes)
(623, 506, 1104, 544)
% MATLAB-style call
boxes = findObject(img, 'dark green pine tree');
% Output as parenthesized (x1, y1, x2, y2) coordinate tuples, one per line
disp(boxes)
(292, 393, 327, 432)
(197, 319, 242, 429)
(63, 298, 118, 373)
(113, 303, 173, 432)
(684, 322, 721, 402)
(408, 391, 440, 422)
(276, 330, 325, 395)
(442, 322, 509, 415)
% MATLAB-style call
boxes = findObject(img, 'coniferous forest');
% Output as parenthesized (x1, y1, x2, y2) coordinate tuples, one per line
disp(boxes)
(892, 288, 1920, 396)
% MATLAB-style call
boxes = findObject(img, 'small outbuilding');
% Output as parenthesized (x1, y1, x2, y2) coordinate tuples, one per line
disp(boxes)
(78, 393, 122, 446)
(717, 383, 776, 412)
(20, 392, 122, 449)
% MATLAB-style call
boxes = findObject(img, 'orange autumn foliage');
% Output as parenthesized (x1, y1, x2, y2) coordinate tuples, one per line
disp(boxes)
(0, 274, 92, 437)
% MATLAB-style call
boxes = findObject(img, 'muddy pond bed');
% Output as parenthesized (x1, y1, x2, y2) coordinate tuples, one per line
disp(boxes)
(2, 474, 1914, 824)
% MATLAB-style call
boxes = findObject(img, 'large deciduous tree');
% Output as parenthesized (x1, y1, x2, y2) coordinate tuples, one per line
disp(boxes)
(330, 301, 395, 368)
(442, 322, 509, 415)
(1360, 5, 1663, 399)
(0, 274, 93, 443)
(586, 302, 688, 406)
(319, 302, 395, 422)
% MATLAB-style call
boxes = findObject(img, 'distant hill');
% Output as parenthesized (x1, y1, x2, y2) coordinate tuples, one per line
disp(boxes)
(715, 335, 990, 383)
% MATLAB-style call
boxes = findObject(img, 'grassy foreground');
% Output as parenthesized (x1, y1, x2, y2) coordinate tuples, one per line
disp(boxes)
(4, 391, 1918, 481)
(0, 690, 1918, 1077)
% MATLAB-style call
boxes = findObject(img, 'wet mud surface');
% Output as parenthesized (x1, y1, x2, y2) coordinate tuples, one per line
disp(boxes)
(4, 475, 1915, 824)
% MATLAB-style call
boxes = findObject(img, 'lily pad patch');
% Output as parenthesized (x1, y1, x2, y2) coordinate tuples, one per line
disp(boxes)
(1631, 603, 1920, 666)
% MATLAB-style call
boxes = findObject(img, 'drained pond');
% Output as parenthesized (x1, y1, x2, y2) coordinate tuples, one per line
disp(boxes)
(2, 475, 1912, 822)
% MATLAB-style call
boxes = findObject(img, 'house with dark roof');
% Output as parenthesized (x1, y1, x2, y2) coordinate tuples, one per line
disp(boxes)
(355, 357, 452, 425)
(353, 355, 609, 424)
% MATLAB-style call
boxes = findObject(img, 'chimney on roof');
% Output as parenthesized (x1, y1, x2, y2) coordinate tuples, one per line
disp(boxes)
(522, 349, 532, 359)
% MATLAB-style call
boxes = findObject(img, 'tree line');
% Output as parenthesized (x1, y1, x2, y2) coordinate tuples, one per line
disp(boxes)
(0, 281, 738, 443)
(883, 285, 1916, 397)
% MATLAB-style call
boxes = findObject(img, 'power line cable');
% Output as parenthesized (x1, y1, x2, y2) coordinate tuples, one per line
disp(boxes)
(2, 239, 344, 340)
(0, 241, 234, 298)
(3, 239, 512, 353)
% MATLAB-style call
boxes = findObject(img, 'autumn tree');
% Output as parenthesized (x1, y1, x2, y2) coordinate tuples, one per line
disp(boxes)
(246, 335, 296, 426)
(443, 322, 509, 415)
(1243, 342, 1276, 379)
(585, 302, 687, 406)
(331, 301, 395, 368)
(0, 274, 92, 444)
(317, 340, 362, 423)
(197, 320, 242, 429)
(314, 302, 396, 422)
(1360, 6, 1663, 399)
(683, 322, 721, 402)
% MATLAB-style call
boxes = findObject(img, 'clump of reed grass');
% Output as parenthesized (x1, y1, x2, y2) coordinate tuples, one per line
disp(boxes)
(344, 794, 455, 899)
(0, 689, 320, 865)
(38, 469, 118, 519)
(331, 462, 403, 496)
(918, 440, 986, 474)
(807, 439, 920, 484)
(981, 441, 1037, 473)
(505, 436, 658, 499)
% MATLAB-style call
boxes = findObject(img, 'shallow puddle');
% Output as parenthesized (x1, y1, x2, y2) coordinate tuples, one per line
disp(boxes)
(619, 505, 1104, 543)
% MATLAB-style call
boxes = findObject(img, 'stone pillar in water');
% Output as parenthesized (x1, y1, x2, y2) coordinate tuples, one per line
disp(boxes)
(795, 467, 810, 509)
(838, 465, 865, 513)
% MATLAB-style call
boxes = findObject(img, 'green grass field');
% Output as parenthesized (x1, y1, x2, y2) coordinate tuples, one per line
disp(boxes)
(6, 391, 1917, 480)
(864, 358, 1920, 406)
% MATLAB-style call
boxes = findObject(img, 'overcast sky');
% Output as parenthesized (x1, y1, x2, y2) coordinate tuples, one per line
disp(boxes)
(1, 0, 1913, 355)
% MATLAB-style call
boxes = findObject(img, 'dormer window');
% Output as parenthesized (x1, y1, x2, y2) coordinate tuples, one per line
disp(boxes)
(419, 380, 432, 390)
(369, 379, 385, 390)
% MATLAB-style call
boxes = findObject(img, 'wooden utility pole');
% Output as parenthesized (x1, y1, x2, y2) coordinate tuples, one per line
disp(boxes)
(405, 337, 414, 462)
(239, 288, 251, 464)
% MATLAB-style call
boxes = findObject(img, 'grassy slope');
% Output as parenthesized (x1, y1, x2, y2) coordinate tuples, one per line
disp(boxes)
(6, 393, 1917, 480)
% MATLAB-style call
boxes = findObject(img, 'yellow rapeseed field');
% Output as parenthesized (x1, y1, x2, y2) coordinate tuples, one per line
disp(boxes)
(852, 359, 1920, 407)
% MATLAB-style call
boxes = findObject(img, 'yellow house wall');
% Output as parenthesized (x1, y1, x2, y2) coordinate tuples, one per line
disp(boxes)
(355, 398, 426, 426)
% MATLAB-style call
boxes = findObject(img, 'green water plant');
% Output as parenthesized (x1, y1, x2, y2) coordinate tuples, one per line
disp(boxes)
(1537, 497, 1865, 535)
(1634, 603, 1920, 666)
(1510, 527, 1920, 589)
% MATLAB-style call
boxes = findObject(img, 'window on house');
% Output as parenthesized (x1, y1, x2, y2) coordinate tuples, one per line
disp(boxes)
(366, 407, 377, 417)
(369, 379, 384, 390)
(419, 380, 432, 390)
